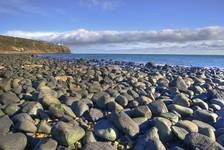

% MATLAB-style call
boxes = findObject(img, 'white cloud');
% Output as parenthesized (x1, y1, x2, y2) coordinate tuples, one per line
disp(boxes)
(4, 26, 224, 54)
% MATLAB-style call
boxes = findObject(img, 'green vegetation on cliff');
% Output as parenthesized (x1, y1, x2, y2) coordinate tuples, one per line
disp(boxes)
(0, 35, 70, 54)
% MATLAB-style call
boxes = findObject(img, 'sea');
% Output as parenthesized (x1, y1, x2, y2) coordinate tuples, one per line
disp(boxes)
(38, 54, 224, 68)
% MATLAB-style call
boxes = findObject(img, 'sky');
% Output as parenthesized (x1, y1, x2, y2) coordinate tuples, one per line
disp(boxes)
(1, 0, 224, 54)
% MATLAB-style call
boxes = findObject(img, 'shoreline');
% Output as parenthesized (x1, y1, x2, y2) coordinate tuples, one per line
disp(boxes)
(0, 54, 224, 149)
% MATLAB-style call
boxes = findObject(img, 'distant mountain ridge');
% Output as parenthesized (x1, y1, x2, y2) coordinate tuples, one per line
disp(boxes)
(0, 35, 71, 54)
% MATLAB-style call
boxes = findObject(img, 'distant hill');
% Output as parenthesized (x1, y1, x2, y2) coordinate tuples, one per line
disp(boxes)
(0, 35, 71, 54)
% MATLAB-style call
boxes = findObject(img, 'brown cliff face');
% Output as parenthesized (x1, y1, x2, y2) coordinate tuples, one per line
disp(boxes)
(0, 35, 71, 54)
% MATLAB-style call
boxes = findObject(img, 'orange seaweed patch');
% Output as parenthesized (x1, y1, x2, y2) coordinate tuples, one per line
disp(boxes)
(32, 133, 49, 138)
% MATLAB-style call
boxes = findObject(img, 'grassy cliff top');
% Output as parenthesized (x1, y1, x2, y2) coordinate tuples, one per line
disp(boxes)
(0, 35, 71, 54)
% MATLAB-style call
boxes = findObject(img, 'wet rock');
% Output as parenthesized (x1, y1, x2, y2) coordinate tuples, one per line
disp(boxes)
(51, 121, 85, 146)
(0, 133, 27, 150)
(111, 111, 139, 137)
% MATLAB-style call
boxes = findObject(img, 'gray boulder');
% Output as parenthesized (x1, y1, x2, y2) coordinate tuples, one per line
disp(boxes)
(0, 133, 27, 150)
(148, 100, 168, 116)
(51, 121, 85, 146)
(184, 133, 224, 150)
(0, 115, 13, 135)
(0, 92, 20, 105)
(83, 142, 117, 150)
(111, 111, 139, 137)
(94, 119, 118, 141)
(34, 138, 57, 150)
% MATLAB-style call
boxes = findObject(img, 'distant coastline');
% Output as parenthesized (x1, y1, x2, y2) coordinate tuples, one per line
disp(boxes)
(0, 35, 71, 54)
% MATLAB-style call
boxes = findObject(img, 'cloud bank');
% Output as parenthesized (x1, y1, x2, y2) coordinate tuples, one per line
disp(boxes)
(5, 26, 224, 54)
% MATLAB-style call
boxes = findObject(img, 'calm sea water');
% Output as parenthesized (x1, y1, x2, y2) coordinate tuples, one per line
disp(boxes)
(38, 54, 224, 68)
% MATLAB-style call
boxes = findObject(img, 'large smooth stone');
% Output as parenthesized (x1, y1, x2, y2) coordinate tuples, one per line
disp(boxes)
(83, 142, 117, 150)
(193, 109, 218, 124)
(34, 138, 58, 150)
(111, 111, 139, 137)
(192, 120, 216, 131)
(0, 115, 13, 135)
(175, 76, 188, 92)
(127, 106, 152, 119)
(192, 98, 209, 110)
(172, 126, 189, 141)
(40, 95, 60, 107)
(160, 112, 179, 123)
(71, 101, 89, 117)
(135, 127, 166, 150)
(0, 92, 20, 105)
(0, 133, 27, 150)
(173, 93, 191, 107)
(152, 117, 173, 142)
(184, 133, 224, 150)
(176, 120, 198, 133)
(148, 100, 168, 116)
(168, 104, 193, 116)
(94, 119, 118, 141)
(13, 113, 37, 133)
(21, 101, 43, 116)
(88, 108, 103, 121)
(51, 121, 85, 146)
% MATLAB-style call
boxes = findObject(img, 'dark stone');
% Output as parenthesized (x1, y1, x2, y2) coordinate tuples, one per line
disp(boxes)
(83, 142, 117, 150)
(0, 115, 13, 135)
(0, 133, 27, 150)
(184, 133, 224, 150)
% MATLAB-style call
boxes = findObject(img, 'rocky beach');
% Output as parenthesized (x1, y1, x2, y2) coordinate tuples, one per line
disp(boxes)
(0, 54, 224, 150)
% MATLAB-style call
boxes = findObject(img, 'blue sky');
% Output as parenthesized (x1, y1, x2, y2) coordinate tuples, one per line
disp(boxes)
(1, 0, 224, 54)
